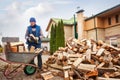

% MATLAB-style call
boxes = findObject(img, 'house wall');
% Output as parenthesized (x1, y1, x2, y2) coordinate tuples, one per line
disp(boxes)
(105, 25, 120, 47)
(86, 28, 105, 41)
(84, 18, 96, 30)
(47, 20, 73, 41)
(84, 9, 120, 47)
(64, 25, 74, 41)
(104, 12, 120, 28)
(96, 17, 104, 28)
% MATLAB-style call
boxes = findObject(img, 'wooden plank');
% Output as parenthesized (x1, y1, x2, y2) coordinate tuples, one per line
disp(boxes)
(30, 34, 36, 40)
(64, 71, 70, 80)
(10, 42, 24, 46)
(41, 72, 54, 80)
(63, 66, 71, 70)
(102, 43, 120, 51)
(96, 48, 105, 56)
(30, 46, 35, 52)
(69, 58, 78, 62)
(72, 58, 83, 67)
(85, 70, 98, 78)
(97, 77, 120, 80)
(97, 62, 105, 68)
(47, 63, 63, 70)
(73, 39, 82, 45)
(92, 43, 97, 52)
(35, 48, 43, 54)
(68, 54, 82, 58)
(97, 67, 116, 73)
(18, 46, 24, 52)
(85, 49, 91, 61)
(77, 63, 96, 71)
(67, 43, 72, 50)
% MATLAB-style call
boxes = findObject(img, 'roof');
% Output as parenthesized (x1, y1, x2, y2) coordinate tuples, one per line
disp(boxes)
(41, 38, 50, 42)
(85, 4, 120, 21)
(2, 37, 19, 42)
(46, 17, 77, 31)
(52, 17, 76, 25)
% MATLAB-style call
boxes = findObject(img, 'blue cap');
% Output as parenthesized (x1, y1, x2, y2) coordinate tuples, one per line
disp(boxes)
(30, 17, 36, 22)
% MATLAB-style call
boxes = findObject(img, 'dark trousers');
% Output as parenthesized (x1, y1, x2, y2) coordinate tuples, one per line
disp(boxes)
(28, 44, 42, 69)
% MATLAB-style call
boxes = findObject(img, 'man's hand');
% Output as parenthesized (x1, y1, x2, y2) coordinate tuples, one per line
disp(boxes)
(27, 37, 32, 42)
(35, 37, 39, 43)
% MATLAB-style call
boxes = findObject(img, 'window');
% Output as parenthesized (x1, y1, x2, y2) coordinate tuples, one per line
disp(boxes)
(115, 15, 119, 23)
(108, 17, 111, 25)
(110, 37, 118, 47)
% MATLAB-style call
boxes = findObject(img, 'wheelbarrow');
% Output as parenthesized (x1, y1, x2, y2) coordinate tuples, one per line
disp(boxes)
(0, 48, 43, 79)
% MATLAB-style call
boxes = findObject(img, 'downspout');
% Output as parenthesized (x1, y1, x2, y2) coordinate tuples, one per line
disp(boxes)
(74, 14, 78, 39)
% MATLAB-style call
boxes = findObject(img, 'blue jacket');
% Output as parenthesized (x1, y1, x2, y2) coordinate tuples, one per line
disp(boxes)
(25, 24, 42, 45)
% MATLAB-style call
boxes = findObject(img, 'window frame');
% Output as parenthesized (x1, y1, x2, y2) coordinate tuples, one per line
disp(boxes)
(108, 17, 111, 25)
(110, 37, 118, 47)
(115, 15, 119, 23)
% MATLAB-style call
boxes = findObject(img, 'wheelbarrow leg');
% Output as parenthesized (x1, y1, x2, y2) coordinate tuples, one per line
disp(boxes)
(3, 64, 22, 79)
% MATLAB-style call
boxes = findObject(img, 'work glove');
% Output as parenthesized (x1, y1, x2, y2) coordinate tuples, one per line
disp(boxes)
(35, 37, 39, 43)
(27, 37, 32, 42)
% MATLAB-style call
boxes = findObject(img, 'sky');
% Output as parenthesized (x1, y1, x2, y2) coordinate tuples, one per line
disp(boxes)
(0, 0, 120, 43)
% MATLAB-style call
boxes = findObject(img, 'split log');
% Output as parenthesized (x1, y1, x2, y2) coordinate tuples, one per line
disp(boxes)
(35, 48, 43, 54)
(85, 49, 91, 61)
(41, 72, 54, 80)
(85, 70, 98, 78)
(69, 58, 78, 62)
(97, 77, 120, 80)
(30, 46, 35, 52)
(96, 48, 105, 56)
(97, 62, 105, 68)
(97, 67, 116, 75)
(10, 42, 24, 46)
(92, 43, 97, 52)
(67, 43, 72, 50)
(18, 46, 24, 52)
(63, 66, 71, 70)
(68, 54, 82, 58)
(64, 71, 70, 80)
(77, 63, 96, 71)
(72, 58, 83, 68)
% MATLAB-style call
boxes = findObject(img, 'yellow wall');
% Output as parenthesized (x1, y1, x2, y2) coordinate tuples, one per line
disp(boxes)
(64, 25, 74, 41)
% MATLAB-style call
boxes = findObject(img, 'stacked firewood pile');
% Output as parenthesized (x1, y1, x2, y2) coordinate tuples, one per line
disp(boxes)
(44, 38, 120, 80)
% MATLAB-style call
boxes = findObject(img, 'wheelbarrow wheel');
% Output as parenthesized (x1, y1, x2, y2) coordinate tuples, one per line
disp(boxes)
(24, 65, 36, 75)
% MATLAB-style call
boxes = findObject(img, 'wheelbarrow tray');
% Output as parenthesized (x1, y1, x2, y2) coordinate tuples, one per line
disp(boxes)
(5, 52, 38, 64)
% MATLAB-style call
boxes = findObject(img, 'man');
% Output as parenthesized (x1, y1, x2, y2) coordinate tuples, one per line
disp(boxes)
(25, 17, 43, 69)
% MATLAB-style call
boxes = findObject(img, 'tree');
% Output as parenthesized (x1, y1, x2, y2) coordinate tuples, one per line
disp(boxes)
(55, 22, 60, 50)
(55, 20, 65, 50)
(60, 20, 65, 47)
(50, 25, 54, 54)
(50, 20, 65, 54)
(53, 24, 57, 52)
